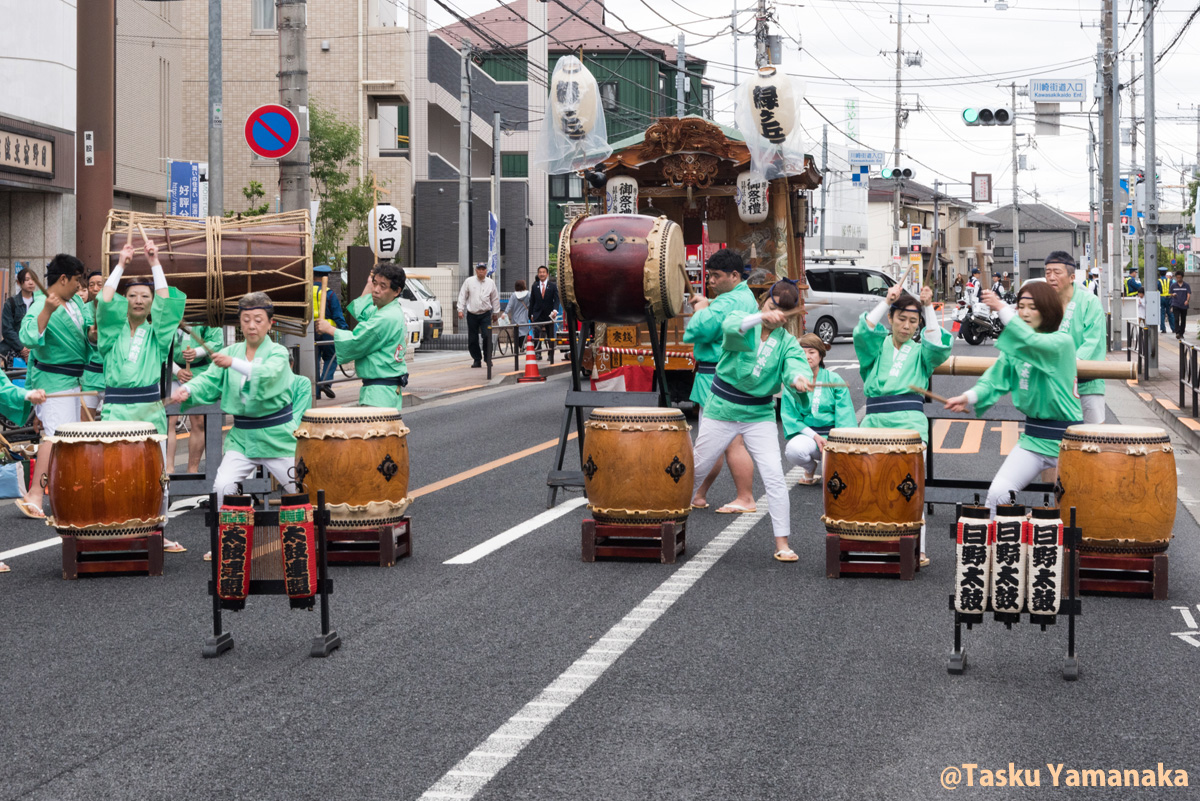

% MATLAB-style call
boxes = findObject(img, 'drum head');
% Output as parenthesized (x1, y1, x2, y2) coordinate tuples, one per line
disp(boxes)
(1063, 423, 1168, 441)
(589, 406, 686, 423)
(52, 421, 159, 439)
(300, 406, 404, 424)
(644, 217, 687, 322)
(828, 427, 922, 443)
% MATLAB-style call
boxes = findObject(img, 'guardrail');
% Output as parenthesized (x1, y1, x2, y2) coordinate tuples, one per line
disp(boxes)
(1180, 340, 1199, 418)
(1125, 321, 1149, 381)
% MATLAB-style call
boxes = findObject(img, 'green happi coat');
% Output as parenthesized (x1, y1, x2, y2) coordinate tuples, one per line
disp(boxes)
(0, 370, 31, 427)
(182, 339, 297, 458)
(172, 325, 224, 380)
(347, 294, 375, 324)
(781, 366, 857, 440)
(969, 316, 1081, 458)
(332, 298, 408, 410)
(19, 292, 90, 393)
(703, 310, 813, 424)
(290, 373, 314, 427)
(82, 303, 106, 393)
(97, 289, 186, 435)
(1058, 284, 1106, 397)
(682, 282, 759, 406)
(853, 312, 952, 442)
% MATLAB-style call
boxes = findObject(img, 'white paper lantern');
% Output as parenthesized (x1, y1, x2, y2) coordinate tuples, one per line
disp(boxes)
(735, 172, 769, 224)
(549, 56, 600, 141)
(605, 176, 638, 215)
(749, 66, 795, 145)
(367, 204, 402, 260)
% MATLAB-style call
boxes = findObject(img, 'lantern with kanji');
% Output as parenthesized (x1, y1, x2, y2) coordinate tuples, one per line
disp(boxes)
(605, 175, 638, 215)
(368, 204, 402, 260)
(735, 172, 769, 224)
(549, 56, 600, 142)
(748, 66, 796, 145)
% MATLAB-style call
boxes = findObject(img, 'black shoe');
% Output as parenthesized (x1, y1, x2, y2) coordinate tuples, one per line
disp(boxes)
(471, 361, 482, 368)
(322, 386, 336, 399)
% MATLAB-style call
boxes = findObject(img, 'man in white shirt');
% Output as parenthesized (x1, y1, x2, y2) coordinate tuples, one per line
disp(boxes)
(457, 263, 501, 368)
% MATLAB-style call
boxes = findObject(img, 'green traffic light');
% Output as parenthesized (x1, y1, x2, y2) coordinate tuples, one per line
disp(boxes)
(882, 167, 893, 178)
(963, 108, 980, 125)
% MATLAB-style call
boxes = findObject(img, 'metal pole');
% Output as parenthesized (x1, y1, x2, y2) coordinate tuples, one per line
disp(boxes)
(892, 0, 903, 273)
(1130, 54, 1139, 282)
(1011, 82, 1020, 285)
(755, 0, 769, 67)
(1089, 124, 1099, 304)
(1144, 0, 1159, 371)
(819, 124, 828, 257)
(492, 110, 502, 286)
(1111, 0, 1123, 349)
(676, 33, 686, 116)
(208, 0, 223, 218)
(459, 43, 472, 285)
(731, 9, 739, 121)
(76, 0, 115, 270)
(932, 180, 940, 294)
(278, 0, 310, 214)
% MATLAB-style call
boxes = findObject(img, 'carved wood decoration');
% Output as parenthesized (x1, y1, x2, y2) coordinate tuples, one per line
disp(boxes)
(661, 153, 720, 190)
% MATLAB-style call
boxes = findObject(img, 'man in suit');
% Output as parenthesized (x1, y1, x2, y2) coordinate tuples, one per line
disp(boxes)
(529, 265, 559, 359)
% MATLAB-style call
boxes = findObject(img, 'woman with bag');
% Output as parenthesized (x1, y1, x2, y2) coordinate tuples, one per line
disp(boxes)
(506, 280, 532, 351)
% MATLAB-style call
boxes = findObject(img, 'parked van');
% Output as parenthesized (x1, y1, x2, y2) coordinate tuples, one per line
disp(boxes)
(804, 266, 897, 343)
(400, 276, 443, 346)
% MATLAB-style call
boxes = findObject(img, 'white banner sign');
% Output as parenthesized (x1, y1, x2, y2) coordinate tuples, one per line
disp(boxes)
(847, 149, 885, 166)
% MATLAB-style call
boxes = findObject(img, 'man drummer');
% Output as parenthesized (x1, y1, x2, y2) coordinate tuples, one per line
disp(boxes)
(17, 253, 88, 519)
(317, 262, 408, 411)
(1042, 251, 1106, 424)
(683, 248, 759, 514)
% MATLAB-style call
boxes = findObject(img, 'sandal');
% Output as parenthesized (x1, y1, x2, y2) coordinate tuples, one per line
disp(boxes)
(0, 561, 10, 573)
(774, 549, 799, 563)
(691, 500, 710, 510)
(15, 498, 45, 519)
(202, 551, 212, 562)
(163, 539, 187, 554)
(716, 503, 757, 514)
(920, 553, 930, 567)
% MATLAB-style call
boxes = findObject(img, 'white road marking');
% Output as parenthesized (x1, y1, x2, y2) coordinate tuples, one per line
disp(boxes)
(418, 468, 803, 801)
(0, 536, 60, 561)
(1173, 606, 1199, 630)
(443, 497, 589, 564)
(1170, 631, 1200, 648)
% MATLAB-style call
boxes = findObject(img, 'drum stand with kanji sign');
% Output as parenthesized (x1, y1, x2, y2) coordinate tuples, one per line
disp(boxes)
(947, 503, 1082, 682)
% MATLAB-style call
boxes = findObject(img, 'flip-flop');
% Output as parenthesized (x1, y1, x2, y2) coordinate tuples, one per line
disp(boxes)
(716, 503, 757, 514)
(920, 553, 930, 567)
(163, 540, 187, 554)
(0, 561, 10, 573)
(15, 499, 45, 519)
(797, 474, 822, 486)
(202, 551, 212, 562)
(774, 549, 799, 563)
(691, 501, 710, 510)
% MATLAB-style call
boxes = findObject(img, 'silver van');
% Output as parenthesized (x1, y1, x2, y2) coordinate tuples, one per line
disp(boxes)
(804, 266, 896, 343)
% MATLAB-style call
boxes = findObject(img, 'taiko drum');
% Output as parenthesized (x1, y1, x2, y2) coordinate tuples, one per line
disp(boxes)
(1057, 424, 1176, 555)
(46, 421, 166, 537)
(821, 427, 926, 539)
(582, 407, 693, 526)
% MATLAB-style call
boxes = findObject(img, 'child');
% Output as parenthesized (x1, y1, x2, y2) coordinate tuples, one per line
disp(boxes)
(782, 334, 857, 485)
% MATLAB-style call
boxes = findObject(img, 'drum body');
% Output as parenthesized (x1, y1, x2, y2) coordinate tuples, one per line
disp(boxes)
(1057, 424, 1176, 554)
(583, 407, 693, 525)
(294, 407, 411, 529)
(822, 427, 926, 539)
(560, 213, 687, 325)
(46, 422, 166, 537)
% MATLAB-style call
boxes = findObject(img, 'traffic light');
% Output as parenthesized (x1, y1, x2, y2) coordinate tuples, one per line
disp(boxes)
(881, 166, 914, 179)
(962, 107, 1012, 126)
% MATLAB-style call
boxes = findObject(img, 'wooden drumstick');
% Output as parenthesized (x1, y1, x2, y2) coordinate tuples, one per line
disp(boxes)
(44, 391, 100, 399)
(136, 222, 152, 253)
(81, 403, 94, 422)
(178, 321, 217, 358)
(907, 384, 952, 405)
(27, 270, 49, 296)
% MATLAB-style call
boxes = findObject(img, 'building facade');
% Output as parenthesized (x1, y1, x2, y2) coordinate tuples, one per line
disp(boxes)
(866, 178, 976, 296)
(990, 203, 1087, 281)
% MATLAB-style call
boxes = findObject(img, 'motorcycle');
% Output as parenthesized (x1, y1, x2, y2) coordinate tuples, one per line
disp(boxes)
(958, 302, 1005, 346)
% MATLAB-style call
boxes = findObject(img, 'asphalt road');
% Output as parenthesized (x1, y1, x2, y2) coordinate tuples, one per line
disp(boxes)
(2, 337, 1197, 801)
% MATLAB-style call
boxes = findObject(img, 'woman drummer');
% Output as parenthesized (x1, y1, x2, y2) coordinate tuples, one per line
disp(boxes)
(943, 283, 1081, 515)
(690, 280, 813, 563)
(782, 334, 857, 486)
(854, 282, 952, 565)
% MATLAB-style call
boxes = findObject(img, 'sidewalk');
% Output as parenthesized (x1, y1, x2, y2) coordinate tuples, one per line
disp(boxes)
(314, 346, 571, 410)
(1111, 330, 1200, 450)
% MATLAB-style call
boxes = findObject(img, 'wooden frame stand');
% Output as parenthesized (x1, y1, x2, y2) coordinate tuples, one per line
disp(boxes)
(1075, 551, 1168, 600)
(61, 530, 164, 579)
(825, 534, 918, 580)
(582, 520, 685, 564)
(325, 518, 412, 567)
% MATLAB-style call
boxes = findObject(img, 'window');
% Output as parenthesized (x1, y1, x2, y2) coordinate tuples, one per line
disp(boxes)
(994, 246, 1010, 257)
(374, 99, 409, 155)
(1018, 232, 1026, 243)
(501, 154, 528, 178)
(833, 271, 866, 294)
(806, 269, 832, 292)
(372, 0, 399, 27)
(863, 272, 891, 297)
(550, 173, 582, 199)
(252, 0, 275, 31)
(703, 85, 714, 119)
(599, 82, 618, 113)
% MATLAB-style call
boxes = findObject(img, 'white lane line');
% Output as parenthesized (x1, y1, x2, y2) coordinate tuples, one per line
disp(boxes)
(443, 497, 589, 564)
(1174, 606, 1199, 630)
(418, 467, 803, 801)
(0, 536, 60, 561)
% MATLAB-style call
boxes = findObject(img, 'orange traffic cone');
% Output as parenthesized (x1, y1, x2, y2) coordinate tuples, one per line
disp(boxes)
(517, 337, 546, 383)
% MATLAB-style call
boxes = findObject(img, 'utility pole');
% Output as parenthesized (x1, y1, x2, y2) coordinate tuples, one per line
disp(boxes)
(208, 0, 223, 218)
(892, 0, 903, 273)
(1089, 124, 1098, 286)
(492, 110, 502, 286)
(732, 9, 740, 120)
(676, 34, 686, 115)
(755, 0, 770, 67)
(278, 0, 309, 215)
(1129, 54, 1139, 281)
(459, 43, 473, 286)
(932, 180, 941, 293)
(1143, 0, 1159, 371)
(1110, 0, 1123, 348)
(819, 124, 828, 257)
(1011, 82, 1020, 284)
(76, 0, 115, 270)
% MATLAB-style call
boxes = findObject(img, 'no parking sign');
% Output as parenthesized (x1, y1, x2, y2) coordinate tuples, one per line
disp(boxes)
(244, 104, 299, 160)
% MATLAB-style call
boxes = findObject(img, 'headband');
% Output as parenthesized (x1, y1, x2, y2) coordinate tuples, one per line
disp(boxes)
(890, 300, 921, 315)
(239, 304, 274, 312)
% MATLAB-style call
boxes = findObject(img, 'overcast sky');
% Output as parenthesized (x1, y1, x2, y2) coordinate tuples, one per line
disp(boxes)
(428, 0, 1200, 215)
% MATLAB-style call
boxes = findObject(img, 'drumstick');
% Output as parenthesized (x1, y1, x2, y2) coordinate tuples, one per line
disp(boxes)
(81, 403, 94, 422)
(136, 222, 152, 253)
(178, 321, 217, 357)
(907, 384, 952, 405)
(45, 391, 100, 399)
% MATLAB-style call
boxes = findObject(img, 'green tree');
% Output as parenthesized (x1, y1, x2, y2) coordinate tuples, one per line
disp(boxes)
(226, 179, 271, 218)
(310, 101, 380, 270)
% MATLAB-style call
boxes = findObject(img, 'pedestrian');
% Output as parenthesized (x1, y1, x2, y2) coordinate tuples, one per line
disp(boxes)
(16, 254, 88, 520)
(944, 283, 1080, 516)
(1084, 268, 1101, 297)
(318, 262, 409, 410)
(456, 262, 500, 368)
(97, 237, 188, 552)
(165, 322, 223, 474)
(1, 266, 37, 363)
(952, 274, 965, 301)
(529, 265, 559, 358)
(1124, 267, 1142, 297)
(1170, 270, 1191, 340)
(854, 281, 952, 566)
(990, 273, 1004, 296)
(1042, 252, 1106, 424)
(783, 333, 857, 485)
(1137, 285, 1146, 326)
(81, 271, 105, 418)
(312, 264, 348, 399)
(684, 248, 759, 513)
(1157, 266, 1174, 334)
(506, 280, 532, 351)
(688, 280, 813, 563)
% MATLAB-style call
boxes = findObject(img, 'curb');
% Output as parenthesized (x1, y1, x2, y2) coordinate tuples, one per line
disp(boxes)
(1126, 382, 1200, 451)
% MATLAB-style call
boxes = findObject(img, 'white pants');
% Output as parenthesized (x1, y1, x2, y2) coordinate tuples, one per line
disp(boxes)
(82, 390, 102, 411)
(692, 417, 790, 541)
(213, 450, 296, 508)
(1080, 394, 1105, 425)
(784, 435, 821, 473)
(985, 445, 1058, 516)
(35, 391, 81, 436)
